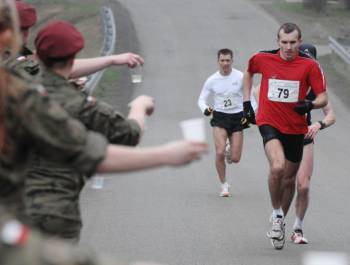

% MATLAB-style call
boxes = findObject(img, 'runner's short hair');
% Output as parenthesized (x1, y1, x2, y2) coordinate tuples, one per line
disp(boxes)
(277, 22, 302, 39)
(217, 48, 233, 60)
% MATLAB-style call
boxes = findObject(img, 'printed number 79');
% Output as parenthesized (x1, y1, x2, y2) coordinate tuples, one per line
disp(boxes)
(278, 88, 289, 99)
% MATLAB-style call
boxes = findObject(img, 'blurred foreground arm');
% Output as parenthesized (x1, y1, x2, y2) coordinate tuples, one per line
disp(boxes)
(97, 140, 208, 173)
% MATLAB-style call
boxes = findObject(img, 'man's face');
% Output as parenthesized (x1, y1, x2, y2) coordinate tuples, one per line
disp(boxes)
(277, 29, 301, 61)
(218, 53, 233, 75)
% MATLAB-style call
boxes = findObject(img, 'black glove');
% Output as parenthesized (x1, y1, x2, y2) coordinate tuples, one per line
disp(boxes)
(243, 101, 256, 124)
(241, 117, 250, 129)
(204, 107, 213, 116)
(294, 100, 314, 115)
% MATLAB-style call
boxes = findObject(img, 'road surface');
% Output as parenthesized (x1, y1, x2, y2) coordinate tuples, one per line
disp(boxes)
(81, 1, 350, 264)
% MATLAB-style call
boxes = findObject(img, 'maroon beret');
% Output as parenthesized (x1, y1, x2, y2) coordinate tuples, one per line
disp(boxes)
(35, 21, 84, 62)
(15, 1, 37, 28)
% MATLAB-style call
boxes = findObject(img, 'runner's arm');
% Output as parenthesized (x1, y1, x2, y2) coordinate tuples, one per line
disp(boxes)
(320, 100, 336, 129)
(197, 81, 211, 113)
(243, 70, 254, 102)
(311, 91, 328, 109)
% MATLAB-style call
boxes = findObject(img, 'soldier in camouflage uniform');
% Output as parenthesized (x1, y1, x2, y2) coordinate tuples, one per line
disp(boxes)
(0, 206, 125, 265)
(1, 1, 206, 263)
(25, 20, 154, 242)
(14, 1, 145, 84)
(11, 1, 40, 78)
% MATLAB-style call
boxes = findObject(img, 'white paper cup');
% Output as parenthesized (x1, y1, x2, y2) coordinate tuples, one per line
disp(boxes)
(179, 118, 205, 141)
(131, 64, 142, 83)
(303, 251, 348, 265)
(91, 176, 104, 189)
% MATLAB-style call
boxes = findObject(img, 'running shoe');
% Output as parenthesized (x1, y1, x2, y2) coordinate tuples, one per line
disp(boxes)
(220, 182, 230, 197)
(267, 215, 284, 240)
(291, 229, 308, 244)
(225, 142, 233, 164)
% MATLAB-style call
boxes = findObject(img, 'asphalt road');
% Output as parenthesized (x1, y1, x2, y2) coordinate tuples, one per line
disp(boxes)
(80, 1, 350, 264)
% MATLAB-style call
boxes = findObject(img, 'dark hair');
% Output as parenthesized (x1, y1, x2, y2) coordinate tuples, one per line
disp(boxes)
(217, 48, 233, 60)
(41, 55, 75, 69)
(277, 22, 302, 39)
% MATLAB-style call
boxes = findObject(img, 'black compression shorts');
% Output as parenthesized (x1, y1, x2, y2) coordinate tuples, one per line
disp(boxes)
(210, 111, 243, 136)
(259, 125, 304, 163)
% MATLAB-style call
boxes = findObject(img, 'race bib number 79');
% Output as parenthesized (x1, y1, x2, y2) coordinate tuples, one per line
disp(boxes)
(268, 79, 300, 103)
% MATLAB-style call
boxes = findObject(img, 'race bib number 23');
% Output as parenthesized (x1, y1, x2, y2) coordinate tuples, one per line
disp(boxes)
(268, 79, 300, 103)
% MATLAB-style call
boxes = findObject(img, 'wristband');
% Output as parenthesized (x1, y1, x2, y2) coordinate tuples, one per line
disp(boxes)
(318, 120, 326, 130)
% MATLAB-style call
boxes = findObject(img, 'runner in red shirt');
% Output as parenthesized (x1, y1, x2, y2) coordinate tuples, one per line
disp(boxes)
(242, 22, 328, 250)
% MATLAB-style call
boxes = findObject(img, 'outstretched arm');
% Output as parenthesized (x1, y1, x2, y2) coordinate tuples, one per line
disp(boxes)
(97, 140, 208, 173)
(70, 53, 144, 79)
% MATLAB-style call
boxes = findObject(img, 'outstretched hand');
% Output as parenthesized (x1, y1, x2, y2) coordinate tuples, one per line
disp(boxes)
(162, 140, 208, 166)
(128, 95, 155, 116)
(112, 52, 144, 67)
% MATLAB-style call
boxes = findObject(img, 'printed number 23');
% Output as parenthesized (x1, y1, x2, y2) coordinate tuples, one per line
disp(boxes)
(278, 88, 289, 98)
(224, 99, 232, 107)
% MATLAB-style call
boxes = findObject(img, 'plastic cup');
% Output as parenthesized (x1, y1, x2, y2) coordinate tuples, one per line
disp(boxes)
(91, 176, 104, 189)
(179, 118, 206, 141)
(303, 251, 348, 265)
(131, 64, 142, 83)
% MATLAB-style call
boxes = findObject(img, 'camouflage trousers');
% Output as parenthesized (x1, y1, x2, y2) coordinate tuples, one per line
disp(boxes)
(29, 214, 82, 243)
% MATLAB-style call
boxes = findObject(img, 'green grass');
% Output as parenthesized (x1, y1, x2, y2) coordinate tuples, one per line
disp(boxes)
(29, 1, 117, 100)
(93, 67, 122, 99)
(275, 1, 350, 17)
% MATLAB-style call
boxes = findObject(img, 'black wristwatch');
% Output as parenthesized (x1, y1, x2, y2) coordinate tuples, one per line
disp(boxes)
(318, 120, 326, 130)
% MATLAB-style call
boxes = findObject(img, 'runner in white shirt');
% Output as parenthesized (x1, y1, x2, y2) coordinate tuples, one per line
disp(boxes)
(198, 48, 247, 197)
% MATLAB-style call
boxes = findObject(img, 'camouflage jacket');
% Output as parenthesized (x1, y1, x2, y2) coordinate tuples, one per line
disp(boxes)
(9, 46, 41, 80)
(0, 66, 108, 220)
(0, 208, 121, 265)
(25, 69, 141, 222)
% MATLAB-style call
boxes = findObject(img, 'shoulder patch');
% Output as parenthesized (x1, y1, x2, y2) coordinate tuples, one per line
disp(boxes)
(87, 96, 96, 103)
(1, 220, 29, 246)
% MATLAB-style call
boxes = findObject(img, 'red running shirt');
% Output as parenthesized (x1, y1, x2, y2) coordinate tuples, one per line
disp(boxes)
(248, 51, 326, 134)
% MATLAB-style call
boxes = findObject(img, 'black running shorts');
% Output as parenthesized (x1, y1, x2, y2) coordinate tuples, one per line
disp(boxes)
(259, 125, 304, 163)
(210, 111, 243, 136)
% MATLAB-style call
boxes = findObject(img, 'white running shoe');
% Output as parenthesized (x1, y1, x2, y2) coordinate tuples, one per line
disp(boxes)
(225, 143, 233, 164)
(220, 182, 230, 197)
(267, 216, 284, 240)
(267, 215, 285, 250)
(291, 229, 308, 244)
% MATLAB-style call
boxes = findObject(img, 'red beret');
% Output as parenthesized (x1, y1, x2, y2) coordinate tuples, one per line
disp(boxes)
(35, 21, 84, 62)
(15, 1, 37, 28)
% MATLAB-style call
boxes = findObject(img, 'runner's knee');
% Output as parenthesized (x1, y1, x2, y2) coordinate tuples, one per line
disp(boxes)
(231, 153, 241, 163)
(270, 162, 284, 177)
(297, 182, 310, 196)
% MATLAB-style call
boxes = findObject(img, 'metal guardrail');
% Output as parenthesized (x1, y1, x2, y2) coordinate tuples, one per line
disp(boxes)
(329, 36, 350, 65)
(84, 6, 116, 95)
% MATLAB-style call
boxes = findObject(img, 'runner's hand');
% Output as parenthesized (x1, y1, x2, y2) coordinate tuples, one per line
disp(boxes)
(204, 107, 213, 116)
(243, 101, 256, 124)
(294, 100, 314, 115)
(241, 117, 250, 129)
